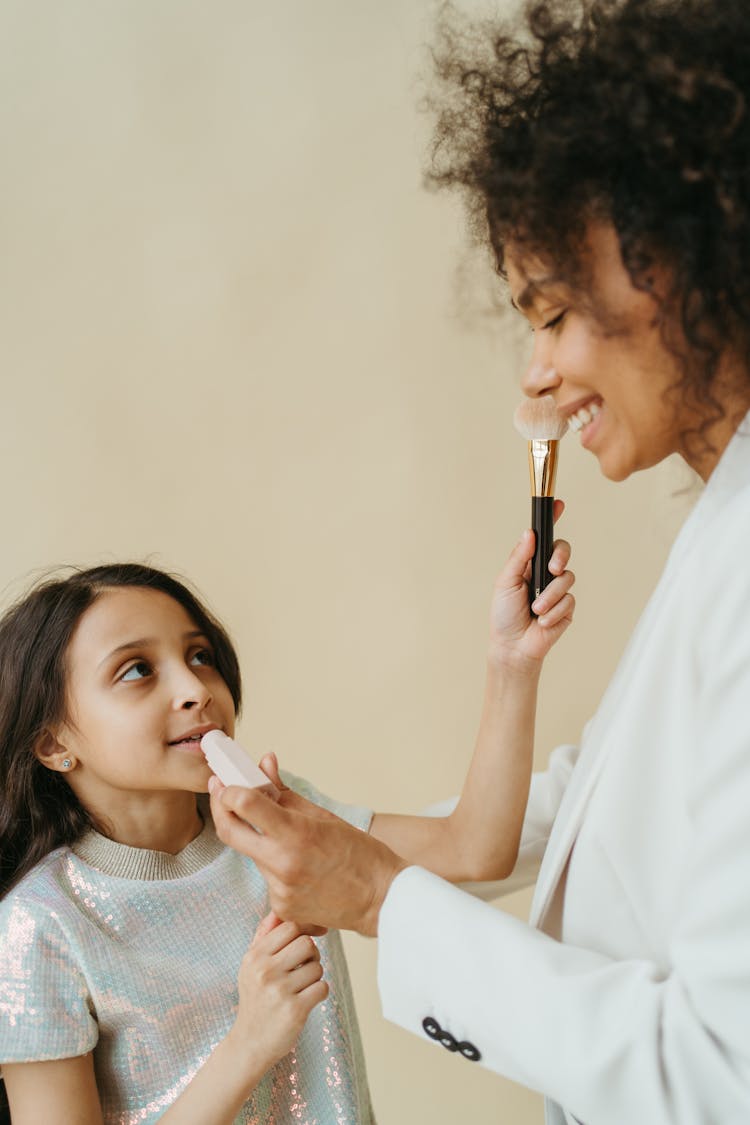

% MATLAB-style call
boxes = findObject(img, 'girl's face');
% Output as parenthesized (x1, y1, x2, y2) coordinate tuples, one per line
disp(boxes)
(52, 586, 235, 822)
(506, 222, 744, 482)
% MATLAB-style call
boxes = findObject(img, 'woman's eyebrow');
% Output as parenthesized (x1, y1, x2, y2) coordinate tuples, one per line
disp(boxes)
(510, 275, 566, 311)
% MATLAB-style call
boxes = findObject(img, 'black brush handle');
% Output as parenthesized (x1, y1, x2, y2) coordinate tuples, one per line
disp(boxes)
(530, 496, 555, 611)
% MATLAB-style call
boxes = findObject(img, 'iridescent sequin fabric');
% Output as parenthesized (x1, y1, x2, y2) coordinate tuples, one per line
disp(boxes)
(0, 776, 374, 1124)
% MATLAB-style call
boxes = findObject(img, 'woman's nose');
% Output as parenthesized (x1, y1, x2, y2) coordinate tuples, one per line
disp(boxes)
(521, 361, 561, 398)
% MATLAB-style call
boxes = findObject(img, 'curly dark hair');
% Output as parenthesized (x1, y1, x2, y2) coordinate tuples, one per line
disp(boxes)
(428, 0, 750, 402)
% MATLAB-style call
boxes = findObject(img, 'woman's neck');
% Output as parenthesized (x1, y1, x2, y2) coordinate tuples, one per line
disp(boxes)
(684, 374, 750, 482)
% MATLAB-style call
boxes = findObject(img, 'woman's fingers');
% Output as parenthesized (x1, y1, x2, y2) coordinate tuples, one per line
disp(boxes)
(547, 538, 571, 576)
(505, 500, 567, 584)
(532, 562, 575, 612)
(537, 591, 576, 629)
(532, 567, 576, 626)
(503, 528, 536, 584)
(499, 530, 571, 596)
(259, 752, 287, 792)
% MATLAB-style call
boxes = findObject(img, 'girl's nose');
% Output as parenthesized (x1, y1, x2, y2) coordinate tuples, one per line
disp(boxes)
(173, 669, 213, 712)
(521, 362, 561, 399)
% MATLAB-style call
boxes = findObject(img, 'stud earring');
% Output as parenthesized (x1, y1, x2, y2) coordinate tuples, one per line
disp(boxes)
(61, 758, 73, 770)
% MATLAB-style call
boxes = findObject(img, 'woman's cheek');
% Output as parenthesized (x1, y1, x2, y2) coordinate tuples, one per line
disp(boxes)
(556, 321, 597, 376)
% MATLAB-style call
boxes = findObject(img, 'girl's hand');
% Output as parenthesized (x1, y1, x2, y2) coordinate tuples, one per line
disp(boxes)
(489, 500, 575, 669)
(229, 911, 329, 1071)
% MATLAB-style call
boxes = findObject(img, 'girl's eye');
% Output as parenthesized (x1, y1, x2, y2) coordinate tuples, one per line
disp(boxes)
(120, 661, 153, 683)
(190, 648, 215, 668)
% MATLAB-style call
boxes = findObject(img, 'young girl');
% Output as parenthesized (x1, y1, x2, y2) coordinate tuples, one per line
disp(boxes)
(0, 545, 573, 1122)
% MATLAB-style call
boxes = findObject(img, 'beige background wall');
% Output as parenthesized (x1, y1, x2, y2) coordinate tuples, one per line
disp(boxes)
(1, 2, 698, 1121)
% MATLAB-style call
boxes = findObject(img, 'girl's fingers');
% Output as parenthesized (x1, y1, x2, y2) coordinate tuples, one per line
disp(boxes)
(252, 910, 284, 945)
(287, 958, 325, 994)
(253, 918, 304, 955)
(275, 934, 321, 972)
(552, 498, 565, 523)
(297, 978, 329, 1009)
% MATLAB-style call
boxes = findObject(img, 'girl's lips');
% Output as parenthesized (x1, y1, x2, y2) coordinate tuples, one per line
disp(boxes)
(168, 725, 219, 746)
(169, 734, 210, 756)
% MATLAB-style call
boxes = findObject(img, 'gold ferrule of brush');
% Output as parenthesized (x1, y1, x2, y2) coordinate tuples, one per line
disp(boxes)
(527, 439, 560, 498)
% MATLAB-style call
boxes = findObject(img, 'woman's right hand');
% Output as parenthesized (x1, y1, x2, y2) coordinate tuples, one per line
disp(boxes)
(229, 912, 328, 1072)
(489, 501, 575, 670)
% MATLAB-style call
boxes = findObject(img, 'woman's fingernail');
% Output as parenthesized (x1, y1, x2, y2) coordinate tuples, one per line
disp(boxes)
(208, 775, 219, 794)
(532, 598, 544, 614)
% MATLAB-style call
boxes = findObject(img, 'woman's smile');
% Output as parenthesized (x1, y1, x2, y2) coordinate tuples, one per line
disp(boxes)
(565, 397, 602, 437)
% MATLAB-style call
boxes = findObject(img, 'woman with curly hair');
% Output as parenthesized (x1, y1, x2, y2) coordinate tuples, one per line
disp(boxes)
(205, 1, 750, 1122)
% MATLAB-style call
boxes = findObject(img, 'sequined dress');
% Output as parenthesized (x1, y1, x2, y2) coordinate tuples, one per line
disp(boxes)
(0, 775, 375, 1124)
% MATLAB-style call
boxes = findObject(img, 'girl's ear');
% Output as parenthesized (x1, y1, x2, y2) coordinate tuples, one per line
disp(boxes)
(34, 729, 76, 773)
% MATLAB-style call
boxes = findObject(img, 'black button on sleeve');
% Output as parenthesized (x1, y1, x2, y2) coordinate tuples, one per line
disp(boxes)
(421, 1017, 480, 1062)
(439, 1030, 458, 1051)
(457, 1040, 481, 1062)
(422, 1016, 441, 1040)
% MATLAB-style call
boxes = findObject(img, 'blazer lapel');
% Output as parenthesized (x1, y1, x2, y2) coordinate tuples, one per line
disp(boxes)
(528, 469, 720, 930)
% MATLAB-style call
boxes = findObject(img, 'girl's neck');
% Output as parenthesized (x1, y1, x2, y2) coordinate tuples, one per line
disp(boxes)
(90, 791, 205, 854)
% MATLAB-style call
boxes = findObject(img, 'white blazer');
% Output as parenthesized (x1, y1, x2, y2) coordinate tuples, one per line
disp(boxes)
(377, 416, 750, 1124)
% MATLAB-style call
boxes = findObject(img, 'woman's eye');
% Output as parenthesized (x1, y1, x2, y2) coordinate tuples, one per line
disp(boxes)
(120, 661, 152, 682)
(190, 648, 215, 668)
(541, 310, 566, 331)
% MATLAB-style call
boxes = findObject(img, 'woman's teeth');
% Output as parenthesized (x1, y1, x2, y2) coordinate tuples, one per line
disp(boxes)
(568, 401, 601, 432)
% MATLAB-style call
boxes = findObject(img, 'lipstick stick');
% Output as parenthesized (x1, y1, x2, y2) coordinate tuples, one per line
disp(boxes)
(513, 394, 568, 610)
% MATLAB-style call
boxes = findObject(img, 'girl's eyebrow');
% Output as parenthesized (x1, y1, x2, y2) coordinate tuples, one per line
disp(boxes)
(98, 630, 208, 668)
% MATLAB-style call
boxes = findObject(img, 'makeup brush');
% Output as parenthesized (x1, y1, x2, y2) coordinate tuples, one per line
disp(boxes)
(513, 394, 568, 610)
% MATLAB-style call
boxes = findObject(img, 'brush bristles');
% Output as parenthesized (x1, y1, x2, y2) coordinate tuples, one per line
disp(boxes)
(513, 394, 568, 441)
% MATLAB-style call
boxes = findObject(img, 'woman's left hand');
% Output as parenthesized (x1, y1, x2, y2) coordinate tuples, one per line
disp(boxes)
(489, 499, 575, 669)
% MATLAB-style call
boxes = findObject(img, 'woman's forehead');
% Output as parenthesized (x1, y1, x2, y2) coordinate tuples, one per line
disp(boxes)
(506, 222, 660, 307)
(505, 244, 576, 309)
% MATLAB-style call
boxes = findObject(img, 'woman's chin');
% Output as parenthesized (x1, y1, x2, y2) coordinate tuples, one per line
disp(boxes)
(599, 459, 632, 482)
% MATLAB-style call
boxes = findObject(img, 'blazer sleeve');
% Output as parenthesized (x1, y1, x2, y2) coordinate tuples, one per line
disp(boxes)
(377, 614, 750, 1123)
(420, 740, 580, 901)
